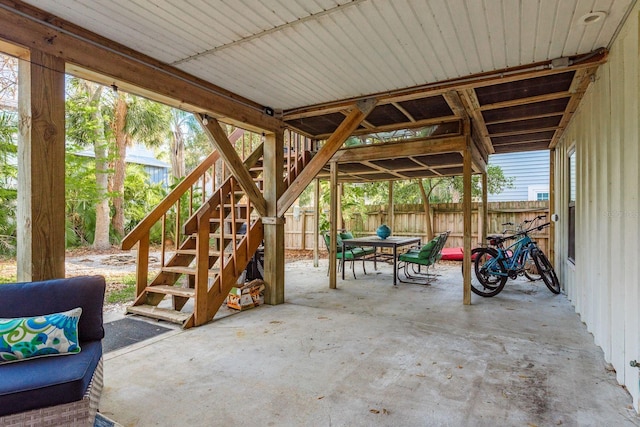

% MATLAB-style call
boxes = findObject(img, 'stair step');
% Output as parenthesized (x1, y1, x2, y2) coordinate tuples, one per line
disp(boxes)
(127, 304, 192, 325)
(175, 249, 221, 256)
(189, 233, 243, 240)
(145, 285, 195, 298)
(162, 266, 220, 276)
(210, 218, 248, 224)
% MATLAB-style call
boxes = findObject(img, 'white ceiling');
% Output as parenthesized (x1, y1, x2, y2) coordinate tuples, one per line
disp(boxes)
(23, 0, 635, 110)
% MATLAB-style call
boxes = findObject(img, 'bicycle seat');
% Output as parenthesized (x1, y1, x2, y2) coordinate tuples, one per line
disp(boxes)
(486, 234, 504, 245)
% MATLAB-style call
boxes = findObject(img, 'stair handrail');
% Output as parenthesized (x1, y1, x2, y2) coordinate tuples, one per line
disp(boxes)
(121, 149, 221, 250)
(183, 143, 264, 235)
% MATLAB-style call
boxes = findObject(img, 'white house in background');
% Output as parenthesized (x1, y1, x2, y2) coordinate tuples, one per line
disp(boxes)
(488, 150, 549, 202)
(74, 144, 170, 187)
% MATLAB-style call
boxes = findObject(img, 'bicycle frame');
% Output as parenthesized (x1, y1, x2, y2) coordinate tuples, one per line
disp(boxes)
(486, 234, 534, 278)
(482, 217, 546, 278)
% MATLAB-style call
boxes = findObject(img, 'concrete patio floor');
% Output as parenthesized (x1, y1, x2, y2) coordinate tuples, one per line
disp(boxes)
(100, 259, 640, 426)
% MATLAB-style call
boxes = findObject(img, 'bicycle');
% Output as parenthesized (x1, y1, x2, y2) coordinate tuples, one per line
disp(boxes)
(470, 216, 560, 297)
(501, 218, 542, 282)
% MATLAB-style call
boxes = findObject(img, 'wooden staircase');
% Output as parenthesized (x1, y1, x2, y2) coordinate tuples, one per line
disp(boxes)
(122, 140, 312, 328)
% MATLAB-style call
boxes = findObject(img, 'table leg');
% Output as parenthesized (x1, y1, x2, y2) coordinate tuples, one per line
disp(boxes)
(341, 242, 345, 280)
(374, 247, 377, 270)
(393, 245, 397, 286)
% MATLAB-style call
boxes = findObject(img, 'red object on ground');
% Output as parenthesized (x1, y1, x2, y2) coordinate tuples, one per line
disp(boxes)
(441, 247, 464, 261)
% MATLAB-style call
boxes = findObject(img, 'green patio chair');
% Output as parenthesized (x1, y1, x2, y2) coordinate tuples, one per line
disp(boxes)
(323, 231, 373, 279)
(397, 231, 450, 284)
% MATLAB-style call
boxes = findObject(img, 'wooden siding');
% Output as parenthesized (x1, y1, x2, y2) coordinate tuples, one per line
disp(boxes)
(554, 2, 640, 412)
(488, 150, 550, 201)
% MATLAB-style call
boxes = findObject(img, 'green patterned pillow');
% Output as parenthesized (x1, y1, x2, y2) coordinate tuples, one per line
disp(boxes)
(0, 307, 82, 364)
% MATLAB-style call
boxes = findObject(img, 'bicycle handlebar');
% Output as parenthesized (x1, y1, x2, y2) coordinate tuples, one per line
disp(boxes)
(488, 222, 551, 245)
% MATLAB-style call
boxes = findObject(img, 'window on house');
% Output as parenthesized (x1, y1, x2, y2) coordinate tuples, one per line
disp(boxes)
(568, 151, 576, 263)
(528, 185, 549, 201)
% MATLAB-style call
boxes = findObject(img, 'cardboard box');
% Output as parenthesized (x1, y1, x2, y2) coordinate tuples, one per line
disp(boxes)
(227, 279, 265, 311)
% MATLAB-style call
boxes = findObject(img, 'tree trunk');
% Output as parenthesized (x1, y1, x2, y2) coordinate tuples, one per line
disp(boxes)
(170, 129, 185, 179)
(111, 92, 128, 238)
(418, 179, 433, 240)
(87, 83, 111, 249)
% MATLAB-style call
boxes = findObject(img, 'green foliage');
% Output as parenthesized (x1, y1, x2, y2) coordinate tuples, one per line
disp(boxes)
(65, 150, 99, 246)
(0, 112, 17, 254)
(123, 164, 167, 243)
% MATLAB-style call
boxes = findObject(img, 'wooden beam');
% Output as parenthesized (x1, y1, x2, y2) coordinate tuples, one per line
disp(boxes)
(329, 162, 338, 289)
(283, 49, 607, 121)
(16, 49, 65, 281)
(549, 149, 556, 266)
(391, 102, 416, 122)
(277, 98, 377, 217)
(313, 115, 458, 140)
(442, 90, 467, 118)
(484, 111, 565, 126)
(479, 91, 572, 111)
(489, 126, 560, 138)
(313, 178, 320, 267)
(481, 172, 488, 243)
(470, 140, 487, 173)
(388, 181, 394, 233)
(0, 2, 281, 133)
(197, 115, 267, 217)
(460, 89, 495, 155)
(550, 67, 598, 149)
(462, 122, 472, 306)
(263, 130, 285, 305)
(332, 135, 466, 163)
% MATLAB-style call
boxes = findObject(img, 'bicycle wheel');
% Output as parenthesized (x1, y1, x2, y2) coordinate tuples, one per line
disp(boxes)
(523, 255, 541, 281)
(471, 248, 507, 297)
(532, 249, 561, 294)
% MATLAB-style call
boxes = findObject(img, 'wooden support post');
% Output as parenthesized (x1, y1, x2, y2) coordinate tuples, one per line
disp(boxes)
(337, 183, 342, 231)
(17, 50, 65, 281)
(263, 130, 285, 305)
(313, 178, 320, 267)
(388, 181, 394, 233)
(549, 149, 556, 266)
(300, 210, 306, 250)
(136, 234, 150, 297)
(482, 171, 488, 242)
(329, 162, 338, 289)
(462, 133, 473, 305)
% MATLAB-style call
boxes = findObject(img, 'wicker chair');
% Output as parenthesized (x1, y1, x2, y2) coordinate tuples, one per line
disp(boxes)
(0, 276, 106, 426)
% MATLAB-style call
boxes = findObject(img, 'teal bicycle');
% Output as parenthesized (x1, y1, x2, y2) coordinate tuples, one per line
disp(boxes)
(470, 216, 560, 297)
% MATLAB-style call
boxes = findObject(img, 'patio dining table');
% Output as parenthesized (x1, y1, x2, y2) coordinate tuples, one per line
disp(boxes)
(341, 236, 421, 285)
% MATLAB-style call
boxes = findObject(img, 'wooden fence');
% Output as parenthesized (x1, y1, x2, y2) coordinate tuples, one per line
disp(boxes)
(284, 201, 549, 253)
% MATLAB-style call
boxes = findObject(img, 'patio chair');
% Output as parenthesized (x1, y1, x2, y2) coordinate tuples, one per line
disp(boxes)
(323, 231, 374, 279)
(397, 231, 450, 284)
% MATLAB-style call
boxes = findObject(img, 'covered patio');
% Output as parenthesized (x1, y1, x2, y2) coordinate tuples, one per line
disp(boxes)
(100, 260, 638, 425)
(1, 0, 639, 422)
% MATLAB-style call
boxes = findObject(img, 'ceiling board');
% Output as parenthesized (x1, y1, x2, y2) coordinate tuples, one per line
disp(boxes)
(19, 0, 632, 110)
(5, 0, 634, 164)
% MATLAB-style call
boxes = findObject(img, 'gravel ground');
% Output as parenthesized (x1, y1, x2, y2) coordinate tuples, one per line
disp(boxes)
(0, 248, 317, 313)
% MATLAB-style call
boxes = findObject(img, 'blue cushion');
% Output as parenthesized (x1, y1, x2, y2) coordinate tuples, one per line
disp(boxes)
(0, 340, 102, 416)
(0, 276, 105, 342)
(0, 308, 82, 364)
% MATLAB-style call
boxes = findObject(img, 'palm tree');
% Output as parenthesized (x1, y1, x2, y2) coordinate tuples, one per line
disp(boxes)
(66, 79, 111, 249)
(109, 93, 169, 238)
